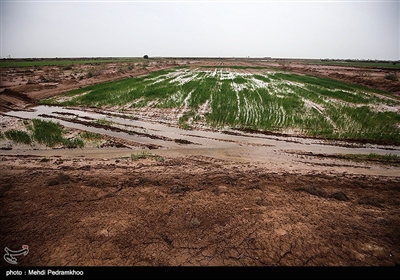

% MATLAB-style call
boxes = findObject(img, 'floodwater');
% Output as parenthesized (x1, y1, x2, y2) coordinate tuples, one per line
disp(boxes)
(6, 105, 400, 155)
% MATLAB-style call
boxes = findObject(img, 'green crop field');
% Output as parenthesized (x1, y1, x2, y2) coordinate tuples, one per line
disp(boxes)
(41, 67, 400, 144)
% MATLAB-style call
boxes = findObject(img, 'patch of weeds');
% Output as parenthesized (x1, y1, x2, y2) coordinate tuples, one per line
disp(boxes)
(29, 119, 84, 148)
(80, 131, 102, 141)
(31, 119, 64, 147)
(40, 158, 51, 162)
(47, 172, 71, 186)
(178, 122, 192, 130)
(295, 185, 327, 198)
(94, 118, 113, 126)
(4, 130, 32, 145)
(341, 153, 400, 165)
(62, 137, 84, 148)
(0, 184, 13, 197)
(178, 110, 196, 130)
(357, 196, 384, 208)
(0, 132, 4, 140)
(130, 151, 164, 162)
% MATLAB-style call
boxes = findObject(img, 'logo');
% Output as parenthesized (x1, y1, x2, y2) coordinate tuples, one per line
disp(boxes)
(4, 245, 29, 265)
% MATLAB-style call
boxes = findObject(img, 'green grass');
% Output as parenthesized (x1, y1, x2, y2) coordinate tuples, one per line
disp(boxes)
(30, 119, 84, 148)
(31, 119, 65, 147)
(4, 130, 32, 145)
(130, 151, 164, 162)
(42, 68, 400, 144)
(80, 131, 102, 141)
(62, 137, 84, 148)
(2, 119, 85, 148)
(94, 118, 113, 126)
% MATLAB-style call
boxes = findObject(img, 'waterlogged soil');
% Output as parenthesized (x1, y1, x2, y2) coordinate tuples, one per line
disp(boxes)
(1, 58, 400, 267)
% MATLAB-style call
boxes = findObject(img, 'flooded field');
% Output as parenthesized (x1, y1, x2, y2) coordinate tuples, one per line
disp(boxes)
(1, 59, 400, 267)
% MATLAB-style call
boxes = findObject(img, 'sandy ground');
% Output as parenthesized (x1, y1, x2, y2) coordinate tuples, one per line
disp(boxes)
(0, 58, 399, 269)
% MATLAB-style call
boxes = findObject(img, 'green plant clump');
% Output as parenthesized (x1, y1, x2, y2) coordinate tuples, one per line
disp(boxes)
(130, 151, 164, 162)
(4, 130, 32, 145)
(30, 119, 84, 148)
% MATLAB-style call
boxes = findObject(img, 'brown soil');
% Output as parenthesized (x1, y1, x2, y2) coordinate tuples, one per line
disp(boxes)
(0, 153, 399, 267)
(0, 58, 399, 269)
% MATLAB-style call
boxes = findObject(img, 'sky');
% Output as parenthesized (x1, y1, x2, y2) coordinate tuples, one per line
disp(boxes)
(1, 0, 399, 60)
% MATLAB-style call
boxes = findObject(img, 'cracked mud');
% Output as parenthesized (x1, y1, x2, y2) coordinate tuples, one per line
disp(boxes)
(0, 154, 399, 266)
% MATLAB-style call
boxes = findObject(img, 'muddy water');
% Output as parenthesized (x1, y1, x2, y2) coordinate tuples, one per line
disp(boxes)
(3, 105, 400, 176)
(6, 105, 400, 155)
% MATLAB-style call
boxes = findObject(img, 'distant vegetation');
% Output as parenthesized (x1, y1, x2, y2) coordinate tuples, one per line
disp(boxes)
(315, 59, 400, 69)
(0, 57, 142, 68)
(41, 68, 400, 144)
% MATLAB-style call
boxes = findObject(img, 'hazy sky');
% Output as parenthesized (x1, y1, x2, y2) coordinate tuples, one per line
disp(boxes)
(1, 0, 399, 60)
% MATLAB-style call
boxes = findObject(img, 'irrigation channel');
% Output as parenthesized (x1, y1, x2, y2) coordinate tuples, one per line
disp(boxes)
(4, 105, 400, 176)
